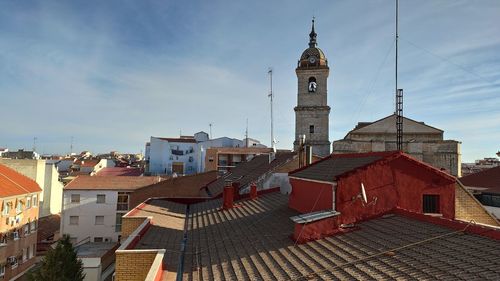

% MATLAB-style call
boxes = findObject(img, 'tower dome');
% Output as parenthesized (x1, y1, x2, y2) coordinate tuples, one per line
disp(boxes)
(298, 18, 328, 68)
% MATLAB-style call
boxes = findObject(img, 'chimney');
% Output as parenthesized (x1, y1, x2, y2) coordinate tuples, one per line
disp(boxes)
(305, 145, 312, 165)
(223, 180, 234, 210)
(250, 182, 258, 200)
(232, 181, 241, 200)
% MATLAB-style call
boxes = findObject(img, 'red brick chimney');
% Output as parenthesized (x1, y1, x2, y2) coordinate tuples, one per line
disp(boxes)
(223, 180, 234, 210)
(250, 182, 258, 200)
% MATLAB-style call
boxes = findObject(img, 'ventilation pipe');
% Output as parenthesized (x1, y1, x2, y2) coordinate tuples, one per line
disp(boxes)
(250, 182, 258, 200)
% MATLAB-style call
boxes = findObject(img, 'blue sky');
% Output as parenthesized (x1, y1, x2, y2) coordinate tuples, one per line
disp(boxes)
(0, 0, 499, 162)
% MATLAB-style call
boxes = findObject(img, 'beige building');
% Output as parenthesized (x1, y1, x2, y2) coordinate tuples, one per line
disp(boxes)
(0, 164, 41, 280)
(332, 114, 461, 177)
(0, 159, 64, 217)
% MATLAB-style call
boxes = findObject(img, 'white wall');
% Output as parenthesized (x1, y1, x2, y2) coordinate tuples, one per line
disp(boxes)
(484, 206, 500, 220)
(148, 137, 198, 175)
(80, 257, 102, 281)
(62, 190, 121, 243)
(41, 163, 64, 217)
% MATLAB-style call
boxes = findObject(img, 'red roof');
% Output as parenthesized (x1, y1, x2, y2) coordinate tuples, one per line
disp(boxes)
(460, 166, 500, 193)
(64, 175, 162, 190)
(96, 167, 143, 177)
(74, 159, 101, 167)
(0, 164, 42, 197)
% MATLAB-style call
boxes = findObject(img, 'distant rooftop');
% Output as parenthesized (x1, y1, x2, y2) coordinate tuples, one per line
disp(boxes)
(76, 242, 117, 258)
(65, 175, 162, 190)
(95, 167, 143, 177)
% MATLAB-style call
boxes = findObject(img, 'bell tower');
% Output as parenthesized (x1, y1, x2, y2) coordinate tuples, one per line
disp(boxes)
(294, 19, 331, 157)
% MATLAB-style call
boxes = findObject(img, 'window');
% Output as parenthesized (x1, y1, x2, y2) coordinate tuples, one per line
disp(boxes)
(69, 216, 79, 225)
(423, 194, 440, 213)
(94, 237, 103, 243)
(95, 216, 104, 225)
(22, 247, 27, 262)
(26, 197, 31, 209)
(96, 194, 106, 204)
(117, 193, 129, 211)
(8, 256, 18, 268)
(29, 244, 35, 258)
(0, 264, 4, 277)
(13, 231, 19, 240)
(309, 125, 315, 134)
(1, 201, 10, 216)
(16, 200, 22, 213)
(32, 195, 38, 207)
(30, 219, 36, 233)
(71, 194, 80, 203)
(24, 224, 29, 236)
(115, 213, 123, 232)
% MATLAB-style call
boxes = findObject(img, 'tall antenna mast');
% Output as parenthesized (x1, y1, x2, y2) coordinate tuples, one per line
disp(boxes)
(395, 0, 399, 98)
(395, 0, 404, 151)
(268, 68, 275, 151)
(209, 123, 213, 139)
(32, 137, 37, 152)
(70, 136, 74, 155)
(245, 118, 249, 147)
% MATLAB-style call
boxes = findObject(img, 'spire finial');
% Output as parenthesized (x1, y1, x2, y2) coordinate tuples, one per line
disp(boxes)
(309, 17, 317, 48)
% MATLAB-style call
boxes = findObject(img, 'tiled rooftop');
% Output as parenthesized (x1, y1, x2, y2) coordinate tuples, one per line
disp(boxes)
(64, 175, 163, 190)
(290, 152, 395, 182)
(460, 166, 500, 193)
(206, 152, 295, 196)
(0, 163, 42, 197)
(95, 167, 143, 176)
(134, 199, 187, 280)
(136, 192, 500, 280)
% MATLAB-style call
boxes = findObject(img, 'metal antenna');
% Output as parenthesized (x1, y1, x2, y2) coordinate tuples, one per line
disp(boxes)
(396, 89, 403, 151)
(70, 136, 74, 155)
(395, 0, 404, 151)
(268, 67, 275, 151)
(209, 123, 213, 139)
(245, 118, 249, 147)
(32, 137, 37, 152)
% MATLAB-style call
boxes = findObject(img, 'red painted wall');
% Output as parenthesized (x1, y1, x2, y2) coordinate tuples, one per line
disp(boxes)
(289, 178, 333, 213)
(390, 157, 455, 219)
(290, 156, 456, 227)
(336, 161, 397, 225)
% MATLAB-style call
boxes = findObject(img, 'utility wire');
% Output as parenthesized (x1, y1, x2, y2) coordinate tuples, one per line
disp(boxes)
(400, 37, 495, 84)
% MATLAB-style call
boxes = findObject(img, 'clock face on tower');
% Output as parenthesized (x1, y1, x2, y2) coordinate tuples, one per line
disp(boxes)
(308, 56, 317, 64)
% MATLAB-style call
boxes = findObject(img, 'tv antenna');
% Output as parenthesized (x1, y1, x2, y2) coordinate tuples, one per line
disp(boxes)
(209, 123, 213, 139)
(395, 0, 404, 151)
(353, 182, 378, 207)
(268, 67, 276, 151)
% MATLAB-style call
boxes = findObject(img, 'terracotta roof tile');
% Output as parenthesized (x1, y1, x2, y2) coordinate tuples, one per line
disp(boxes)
(290, 151, 398, 182)
(0, 163, 42, 197)
(95, 167, 143, 176)
(460, 166, 500, 194)
(157, 137, 197, 143)
(206, 152, 296, 196)
(64, 175, 162, 190)
(134, 192, 500, 280)
(37, 214, 61, 242)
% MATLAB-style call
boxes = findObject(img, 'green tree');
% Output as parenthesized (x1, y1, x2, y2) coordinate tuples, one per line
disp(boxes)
(29, 235, 85, 281)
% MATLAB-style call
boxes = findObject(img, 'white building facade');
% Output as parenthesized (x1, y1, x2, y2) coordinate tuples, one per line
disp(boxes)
(146, 132, 266, 176)
(61, 176, 160, 244)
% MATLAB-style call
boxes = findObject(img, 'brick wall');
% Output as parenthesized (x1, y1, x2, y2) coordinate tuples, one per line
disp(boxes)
(121, 216, 147, 239)
(455, 182, 500, 226)
(115, 250, 158, 281)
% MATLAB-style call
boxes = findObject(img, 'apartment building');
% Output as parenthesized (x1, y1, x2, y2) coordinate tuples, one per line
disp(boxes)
(61, 176, 162, 244)
(0, 164, 42, 280)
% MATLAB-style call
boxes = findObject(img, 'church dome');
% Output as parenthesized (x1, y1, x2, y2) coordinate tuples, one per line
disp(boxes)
(298, 19, 328, 68)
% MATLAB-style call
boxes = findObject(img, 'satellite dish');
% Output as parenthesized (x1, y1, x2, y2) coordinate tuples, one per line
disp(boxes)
(360, 183, 368, 204)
